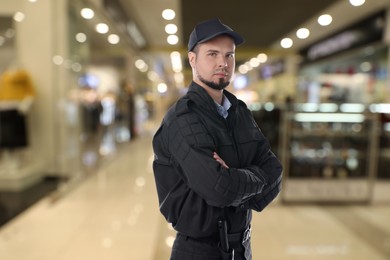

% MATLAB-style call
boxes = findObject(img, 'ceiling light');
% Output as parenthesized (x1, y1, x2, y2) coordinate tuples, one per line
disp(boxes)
(162, 9, 175, 20)
(257, 53, 268, 63)
(139, 65, 148, 73)
(349, 0, 365, 6)
(147, 71, 159, 82)
(135, 59, 149, 72)
(318, 14, 332, 26)
(249, 58, 260, 68)
(167, 35, 179, 45)
(135, 59, 147, 70)
(238, 64, 249, 74)
(52, 55, 64, 65)
(296, 28, 310, 39)
(108, 34, 120, 44)
(80, 8, 94, 19)
(280, 38, 293, 48)
(75, 32, 87, 43)
(157, 83, 168, 94)
(170, 51, 182, 72)
(13, 12, 25, 22)
(165, 24, 178, 34)
(96, 23, 109, 34)
(244, 62, 253, 71)
(71, 63, 82, 72)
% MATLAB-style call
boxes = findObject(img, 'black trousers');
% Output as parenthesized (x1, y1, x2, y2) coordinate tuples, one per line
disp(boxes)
(170, 233, 252, 260)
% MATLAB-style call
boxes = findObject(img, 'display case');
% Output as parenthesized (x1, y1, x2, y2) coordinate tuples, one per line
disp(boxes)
(374, 105, 390, 179)
(251, 104, 282, 157)
(280, 103, 379, 203)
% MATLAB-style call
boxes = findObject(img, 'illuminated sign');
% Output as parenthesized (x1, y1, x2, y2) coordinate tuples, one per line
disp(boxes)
(300, 10, 385, 63)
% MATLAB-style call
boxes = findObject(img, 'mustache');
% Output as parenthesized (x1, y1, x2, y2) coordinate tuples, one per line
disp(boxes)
(214, 69, 229, 75)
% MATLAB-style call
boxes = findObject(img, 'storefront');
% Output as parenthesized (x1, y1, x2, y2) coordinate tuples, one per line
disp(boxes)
(281, 10, 390, 203)
(0, 0, 147, 191)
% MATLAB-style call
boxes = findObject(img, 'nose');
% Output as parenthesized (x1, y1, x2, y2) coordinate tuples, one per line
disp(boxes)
(218, 56, 228, 68)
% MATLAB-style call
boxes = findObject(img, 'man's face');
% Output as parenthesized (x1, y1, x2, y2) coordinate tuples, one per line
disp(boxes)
(189, 35, 236, 90)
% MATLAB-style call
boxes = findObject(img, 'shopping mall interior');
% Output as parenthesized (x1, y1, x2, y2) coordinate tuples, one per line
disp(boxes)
(1, 0, 390, 259)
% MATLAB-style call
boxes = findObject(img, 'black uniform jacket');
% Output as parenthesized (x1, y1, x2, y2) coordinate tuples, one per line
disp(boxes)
(152, 82, 283, 241)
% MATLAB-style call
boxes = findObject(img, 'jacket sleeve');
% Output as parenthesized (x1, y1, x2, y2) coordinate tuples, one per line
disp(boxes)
(242, 144, 283, 212)
(167, 112, 266, 208)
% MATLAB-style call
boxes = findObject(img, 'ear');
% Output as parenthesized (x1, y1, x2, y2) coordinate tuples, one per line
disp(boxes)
(188, 51, 196, 68)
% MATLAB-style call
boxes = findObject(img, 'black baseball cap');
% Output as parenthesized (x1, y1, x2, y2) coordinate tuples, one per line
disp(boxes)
(188, 18, 244, 51)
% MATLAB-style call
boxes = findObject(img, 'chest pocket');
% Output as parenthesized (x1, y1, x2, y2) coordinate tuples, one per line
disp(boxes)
(234, 124, 266, 167)
(236, 126, 264, 144)
(234, 108, 265, 145)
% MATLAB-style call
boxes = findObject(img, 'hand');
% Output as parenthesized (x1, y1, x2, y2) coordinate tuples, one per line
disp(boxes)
(213, 152, 229, 169)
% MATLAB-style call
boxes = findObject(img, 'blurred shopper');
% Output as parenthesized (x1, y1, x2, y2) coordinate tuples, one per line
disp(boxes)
(152, 18, 283, 260)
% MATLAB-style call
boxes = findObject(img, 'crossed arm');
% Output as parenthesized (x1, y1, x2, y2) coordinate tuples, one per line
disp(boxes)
(213, 151, 283, 212)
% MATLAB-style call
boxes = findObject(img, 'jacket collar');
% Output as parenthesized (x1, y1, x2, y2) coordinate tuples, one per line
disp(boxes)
(187, 81, 238, 112)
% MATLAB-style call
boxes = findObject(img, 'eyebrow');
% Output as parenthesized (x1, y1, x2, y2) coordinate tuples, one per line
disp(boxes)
(206, 49, 235, 55)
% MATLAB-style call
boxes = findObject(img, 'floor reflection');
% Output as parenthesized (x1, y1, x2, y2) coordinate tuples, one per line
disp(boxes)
(0, 176, 64, 227)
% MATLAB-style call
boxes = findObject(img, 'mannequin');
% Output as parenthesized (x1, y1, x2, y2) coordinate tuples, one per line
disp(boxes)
(0, 69, 35, 171)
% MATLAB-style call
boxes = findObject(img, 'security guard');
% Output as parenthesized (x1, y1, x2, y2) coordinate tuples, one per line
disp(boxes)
(152, 18, 283, 260)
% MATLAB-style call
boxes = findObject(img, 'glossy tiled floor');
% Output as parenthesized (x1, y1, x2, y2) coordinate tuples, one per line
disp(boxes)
(1, 135, 390, 260)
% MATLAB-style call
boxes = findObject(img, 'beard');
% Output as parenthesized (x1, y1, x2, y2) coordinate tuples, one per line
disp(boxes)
(198, 73, 230, 90)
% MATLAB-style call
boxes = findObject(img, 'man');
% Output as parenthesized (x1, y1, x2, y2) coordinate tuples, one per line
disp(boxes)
(152, 18, 283, 260)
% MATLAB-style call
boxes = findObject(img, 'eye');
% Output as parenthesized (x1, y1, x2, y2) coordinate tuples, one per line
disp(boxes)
(227, 53, 234, 58)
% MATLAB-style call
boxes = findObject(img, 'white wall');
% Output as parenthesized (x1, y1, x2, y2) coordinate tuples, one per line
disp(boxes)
(0, 0, 22, 15)
(0, 0, 80, 190)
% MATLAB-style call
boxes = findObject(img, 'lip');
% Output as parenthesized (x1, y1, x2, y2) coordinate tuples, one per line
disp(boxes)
(214, 72, 228, 77)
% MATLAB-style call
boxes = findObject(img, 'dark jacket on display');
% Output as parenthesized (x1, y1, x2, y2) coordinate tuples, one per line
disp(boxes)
(152, 81, 283, 242)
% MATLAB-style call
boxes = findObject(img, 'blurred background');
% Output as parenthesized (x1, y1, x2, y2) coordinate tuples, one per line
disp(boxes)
(0, 0, 390, 259)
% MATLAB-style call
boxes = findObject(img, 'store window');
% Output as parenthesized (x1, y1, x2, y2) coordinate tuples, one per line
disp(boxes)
(297, 44, 388, 104)
(0, 17, 16, 70)
(66, 0, 139, 173)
